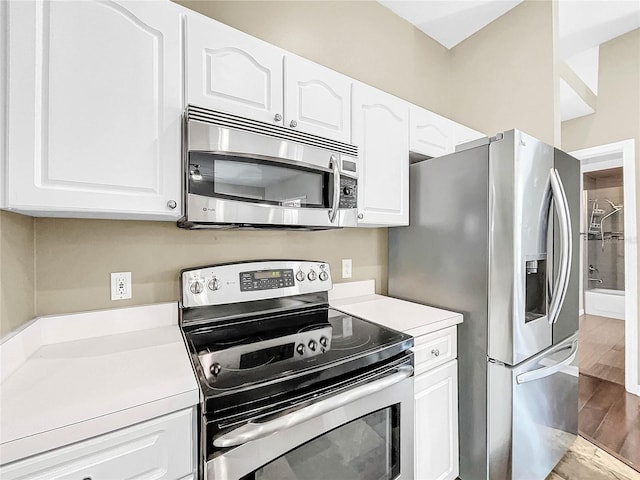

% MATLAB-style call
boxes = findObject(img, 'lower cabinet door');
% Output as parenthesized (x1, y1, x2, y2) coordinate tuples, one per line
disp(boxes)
(0, 408, 194, 480)
(414, 360, 459, 480)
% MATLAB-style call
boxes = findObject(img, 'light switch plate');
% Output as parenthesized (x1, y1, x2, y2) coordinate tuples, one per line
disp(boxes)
(111, 272, 132, 300)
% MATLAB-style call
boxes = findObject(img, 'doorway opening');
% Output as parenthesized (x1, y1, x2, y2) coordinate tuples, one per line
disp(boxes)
(571, 139, 637, 396)
(570, 140, 639, 470)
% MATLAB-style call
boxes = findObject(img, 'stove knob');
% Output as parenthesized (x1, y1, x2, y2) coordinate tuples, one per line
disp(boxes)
(343, 186, 352, 196)
(208, 277, 220, 291)
(190, 281, 204, 294)
(296, 344, 305, 355)
(319, 336, 328, 347)
(319, 271, 329, 281)
(307, 270, 317, 281)
(308, 340, 317, 351)
(210, 363, 222, 376)
(295, 270, 305, 282)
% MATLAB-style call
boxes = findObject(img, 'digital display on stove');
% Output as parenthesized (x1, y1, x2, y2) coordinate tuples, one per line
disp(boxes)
(239, 269, 295, 291)
(254, 271, 281, 279)
(239, 343, 295, 369)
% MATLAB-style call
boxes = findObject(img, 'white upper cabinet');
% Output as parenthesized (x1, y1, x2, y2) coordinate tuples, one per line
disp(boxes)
(352, 83, 409, 227)
(410, 106, 486, 157)
(186, 13, 284, 125)
(186, 14, 351, 142)
(454, 122, 486, 147)
(5, 0, 183, 219)
(284, 55, 351, 143)
(410, 106, 455, 158)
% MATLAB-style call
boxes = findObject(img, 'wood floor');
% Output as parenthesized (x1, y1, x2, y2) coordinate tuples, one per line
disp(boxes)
(579, 314, 625, 386)
(549, 435, 640, 480)
(578, 373, 640, 471)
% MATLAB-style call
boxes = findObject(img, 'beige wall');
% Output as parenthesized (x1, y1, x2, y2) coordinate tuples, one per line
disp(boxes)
(175, 0, 453, 116)
(34, 220, 386, 316)
(448, 0, 560, 145)
(0, 211, 35, 336)
(562, 28, 640, 383)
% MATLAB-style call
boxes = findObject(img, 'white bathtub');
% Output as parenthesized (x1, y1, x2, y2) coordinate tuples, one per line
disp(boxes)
(584, 288, 625, 320)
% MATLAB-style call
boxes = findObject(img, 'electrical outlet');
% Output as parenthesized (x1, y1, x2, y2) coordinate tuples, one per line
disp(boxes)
(111, 272, 132, 300)
(342, 259, 352, 279)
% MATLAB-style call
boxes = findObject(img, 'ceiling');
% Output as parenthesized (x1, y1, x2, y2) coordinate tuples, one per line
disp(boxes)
(378, 0, 523, 50)
(378, 0, 640, 122)
(378, 0, 640, 54)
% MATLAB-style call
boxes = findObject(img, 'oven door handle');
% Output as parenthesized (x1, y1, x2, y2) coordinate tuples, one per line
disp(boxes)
(328, 155, 340, 223)
(213, 365, 413, 448)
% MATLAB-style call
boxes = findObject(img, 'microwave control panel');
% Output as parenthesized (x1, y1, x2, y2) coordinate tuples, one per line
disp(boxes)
(339, 177, 357, 209)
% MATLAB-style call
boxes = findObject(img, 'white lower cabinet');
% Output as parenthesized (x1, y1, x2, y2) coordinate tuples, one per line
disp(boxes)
(414, 351, 459, 480)
(0, 408, 195, 480)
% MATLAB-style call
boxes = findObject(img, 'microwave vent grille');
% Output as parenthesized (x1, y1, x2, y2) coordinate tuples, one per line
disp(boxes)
(187, 105, 357, 158)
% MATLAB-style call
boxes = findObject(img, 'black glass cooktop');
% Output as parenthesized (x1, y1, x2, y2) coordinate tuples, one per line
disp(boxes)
(184, 307, 413, 412)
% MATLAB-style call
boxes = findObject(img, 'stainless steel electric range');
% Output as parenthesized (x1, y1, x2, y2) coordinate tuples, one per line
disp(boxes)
(179, 260, 415, 480)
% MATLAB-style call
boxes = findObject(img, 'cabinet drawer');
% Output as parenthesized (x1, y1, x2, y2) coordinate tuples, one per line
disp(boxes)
(0, 408, 194, 480)
(412, 326, 457, 374)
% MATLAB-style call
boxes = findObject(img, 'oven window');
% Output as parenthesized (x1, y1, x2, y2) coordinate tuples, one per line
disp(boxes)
(188, 153, 329, 208)
(241, 405, 401, 480)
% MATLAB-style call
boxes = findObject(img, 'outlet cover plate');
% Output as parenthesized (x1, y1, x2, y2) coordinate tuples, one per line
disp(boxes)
(342, 259, 352, 279)
(111, 272, 132, 300)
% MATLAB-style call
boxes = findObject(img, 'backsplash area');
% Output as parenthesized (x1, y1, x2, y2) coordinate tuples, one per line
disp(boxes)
(0, 211, 35, 336)
(33, 218, 387, 318)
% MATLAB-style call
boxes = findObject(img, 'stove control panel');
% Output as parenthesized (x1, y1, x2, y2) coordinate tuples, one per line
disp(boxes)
(181, 260, 333, 308)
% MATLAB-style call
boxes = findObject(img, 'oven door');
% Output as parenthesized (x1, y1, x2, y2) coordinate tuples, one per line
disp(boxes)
(185, 151, 357, 229)
(206, 365, 414, 480)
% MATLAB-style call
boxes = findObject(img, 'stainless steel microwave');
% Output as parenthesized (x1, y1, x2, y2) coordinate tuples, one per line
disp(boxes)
(178, 106, 359, 229)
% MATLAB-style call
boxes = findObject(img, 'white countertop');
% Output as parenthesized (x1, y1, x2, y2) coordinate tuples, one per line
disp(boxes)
(0, 303, 199, 465)
(329, 280, 463, 337)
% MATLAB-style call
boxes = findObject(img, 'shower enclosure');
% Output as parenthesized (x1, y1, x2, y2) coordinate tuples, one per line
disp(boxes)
(583, 168, 625, 319)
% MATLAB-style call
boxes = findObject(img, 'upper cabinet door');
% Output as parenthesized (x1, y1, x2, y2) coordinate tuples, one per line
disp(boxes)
(186, 13, 284, 125)
(284, 56, 351, 143)
(409, 106, 455, 158)
(352, 83, 409, 227)
(453, 122, 485, 147)
(6, 0, 183, 219)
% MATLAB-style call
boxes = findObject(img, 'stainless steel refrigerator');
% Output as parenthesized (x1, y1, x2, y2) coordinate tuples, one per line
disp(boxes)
(389, 130, 580, 480)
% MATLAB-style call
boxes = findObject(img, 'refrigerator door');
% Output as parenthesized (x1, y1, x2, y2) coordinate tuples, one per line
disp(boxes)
(488, 334, 578, 480)
(488, 130, 574, 365)
(553, 148, 581, 344)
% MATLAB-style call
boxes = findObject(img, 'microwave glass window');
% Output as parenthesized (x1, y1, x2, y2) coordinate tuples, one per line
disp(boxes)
(188, 153, 328, 208)
(242, 406, 400, 480)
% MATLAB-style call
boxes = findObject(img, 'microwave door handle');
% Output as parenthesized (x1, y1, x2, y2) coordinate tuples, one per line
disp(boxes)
(329, 155, 340, 223)
(213, 365, 413, 448)
(547, 168, 572, 325)
(516, 341, 577, 384)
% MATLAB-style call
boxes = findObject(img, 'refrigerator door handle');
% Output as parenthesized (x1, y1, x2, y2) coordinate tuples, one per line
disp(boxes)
(515, 341, 577, 384)
(547, 168, 572, 325)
